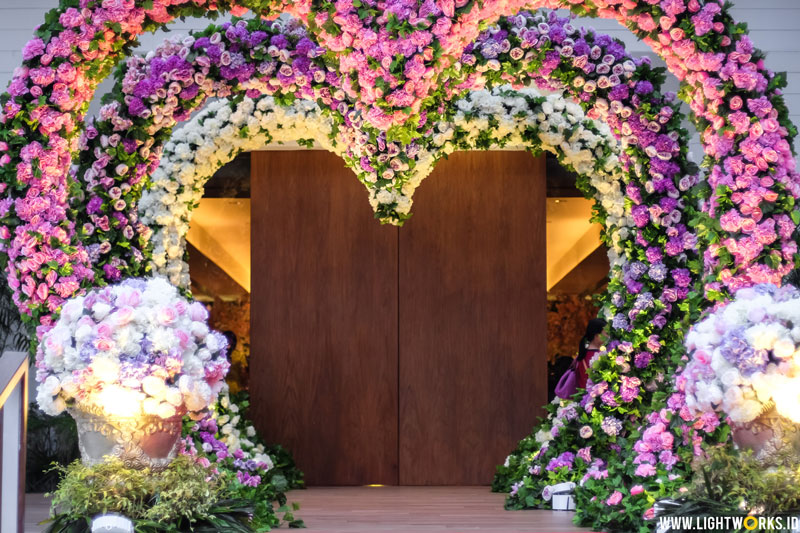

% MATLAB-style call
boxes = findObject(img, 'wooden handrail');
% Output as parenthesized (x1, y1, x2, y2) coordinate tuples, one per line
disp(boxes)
(0, 351, 29, 533)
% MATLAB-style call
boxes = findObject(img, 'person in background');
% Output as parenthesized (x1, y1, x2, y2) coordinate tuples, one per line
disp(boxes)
(548, 355, 574, 401)
(221, 330, 249, 392)
(575, 318, 607, 390)
(222, 330, 237, 359)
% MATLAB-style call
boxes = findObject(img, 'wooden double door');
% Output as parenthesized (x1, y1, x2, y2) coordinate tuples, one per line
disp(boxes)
(250, 150, 546, 485)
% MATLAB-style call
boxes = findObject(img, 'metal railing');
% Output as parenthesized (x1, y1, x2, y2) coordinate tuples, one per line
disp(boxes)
(0, 351, 28, 533)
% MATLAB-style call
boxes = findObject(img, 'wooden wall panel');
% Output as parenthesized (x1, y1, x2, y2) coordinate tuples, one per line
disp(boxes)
(250, 151, 399, 486)
(398, 151, 547, 485)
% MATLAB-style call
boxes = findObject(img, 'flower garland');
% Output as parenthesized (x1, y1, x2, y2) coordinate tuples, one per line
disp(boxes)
(72, 17, 336, 288)
(2, 0, 800, 531)
(19, 10, 705, 531)
(143, 85, 625, 288)
(119, 15, 705, 527)
(0, 0, 796, 326)
(141, 96, 336, 288)
(80, 16, 707, 526)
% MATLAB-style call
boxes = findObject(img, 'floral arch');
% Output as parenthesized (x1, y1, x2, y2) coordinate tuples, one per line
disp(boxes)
(143, 86, 626, 288)
(0, 1, 798, 531)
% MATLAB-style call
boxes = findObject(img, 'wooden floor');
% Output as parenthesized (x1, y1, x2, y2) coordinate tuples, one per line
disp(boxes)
(25, 487, 595, 532)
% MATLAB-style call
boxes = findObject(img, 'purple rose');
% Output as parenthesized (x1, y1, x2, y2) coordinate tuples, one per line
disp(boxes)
(634, 352, 653, 369)
(87, 196, 103, 214)
(631, 205, 650, 227)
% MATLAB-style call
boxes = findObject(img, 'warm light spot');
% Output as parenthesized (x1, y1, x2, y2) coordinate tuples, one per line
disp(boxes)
(97, 385, 143, 418)
(365, 484, 385, 487)
(546, 197, 602, 290)
(187, 198, 251, 292)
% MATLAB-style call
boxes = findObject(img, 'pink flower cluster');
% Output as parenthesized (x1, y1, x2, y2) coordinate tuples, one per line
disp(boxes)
(0, 0, 255, 329)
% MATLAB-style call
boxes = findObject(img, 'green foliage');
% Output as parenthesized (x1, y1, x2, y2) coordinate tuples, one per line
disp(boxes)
(654, 447, 800, 532)
(44, 456, 258, 532)
(688, 446, 800, 516)
(0, 280, 30, 354)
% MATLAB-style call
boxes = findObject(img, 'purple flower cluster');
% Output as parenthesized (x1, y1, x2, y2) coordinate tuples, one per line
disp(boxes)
(75, 18, 340, 283)
(600, 416, 623, 437)
(186, 413, 269, 489)
(546, 451, 576, 472)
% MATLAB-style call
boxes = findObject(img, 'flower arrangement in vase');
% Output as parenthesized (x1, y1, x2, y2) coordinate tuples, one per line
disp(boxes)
(681, 283, 800, 462)
(35, 277, 230, 470)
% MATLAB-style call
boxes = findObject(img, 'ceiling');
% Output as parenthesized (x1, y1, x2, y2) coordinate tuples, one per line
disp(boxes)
(545, 197, 602, 291)
(187, 195, 603, 296)
(186, 198, 251, 292)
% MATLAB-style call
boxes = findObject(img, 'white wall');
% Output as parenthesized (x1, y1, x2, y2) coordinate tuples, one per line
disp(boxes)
(0, 1, 798, 157)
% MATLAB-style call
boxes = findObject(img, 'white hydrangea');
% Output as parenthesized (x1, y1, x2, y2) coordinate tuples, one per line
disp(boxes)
(683, 285, 800, 424)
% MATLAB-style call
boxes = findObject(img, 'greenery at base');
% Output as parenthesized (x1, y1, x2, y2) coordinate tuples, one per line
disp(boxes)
(656, 446, 800, 532)
(43, 456, 303, 532)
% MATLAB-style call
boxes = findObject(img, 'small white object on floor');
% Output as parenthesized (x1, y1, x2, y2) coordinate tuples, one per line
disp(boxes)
(91, 514, 134, 533)
(552, 494, 576, 511)
(542, 482, 577, 511)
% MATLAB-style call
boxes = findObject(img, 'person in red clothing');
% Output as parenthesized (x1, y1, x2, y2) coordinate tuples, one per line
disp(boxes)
(575, 318, 607, 390)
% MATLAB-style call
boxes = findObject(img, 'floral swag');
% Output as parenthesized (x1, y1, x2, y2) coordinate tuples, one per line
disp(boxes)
(143, 86, 626, 288)
(0, 0, 798, 531)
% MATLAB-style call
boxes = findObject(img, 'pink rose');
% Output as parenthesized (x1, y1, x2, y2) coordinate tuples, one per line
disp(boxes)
(114, 306, 134, 326)
(188, 301, 208, 322)
(158, 306, 177, 325)
(96, 322, 113, 339)
(94, 338, 114, 351)
(631, 485, 644, 496)
(635, 463, 657, 477)
(36, 283, 49, 302)
(606, 491, 623, 506)
(176, 330, 190, 349)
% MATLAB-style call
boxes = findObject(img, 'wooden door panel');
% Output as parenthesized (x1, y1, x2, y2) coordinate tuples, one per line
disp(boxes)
(250, 151, 399, 486)
(398, 151, 547, 485)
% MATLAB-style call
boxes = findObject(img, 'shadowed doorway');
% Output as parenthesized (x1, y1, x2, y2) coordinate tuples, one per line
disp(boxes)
(250, 150, 547, 485)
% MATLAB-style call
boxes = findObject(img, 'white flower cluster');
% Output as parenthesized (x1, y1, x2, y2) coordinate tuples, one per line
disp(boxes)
(36, 277, 229, 419)
(142, 87, 629, 288)
(683, 284, 800, 423)
(212, 389, 275, 469)
(140, 97, 337, 287)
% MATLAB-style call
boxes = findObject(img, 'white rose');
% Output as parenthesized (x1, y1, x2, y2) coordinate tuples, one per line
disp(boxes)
(773, 337, 795, 359)
(142, 376, 167, 400)
(165, 387, 183, 407)
(143, 397, 161, 416)
(92, 303, 112, 321)
(157, 402, 177, 419)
